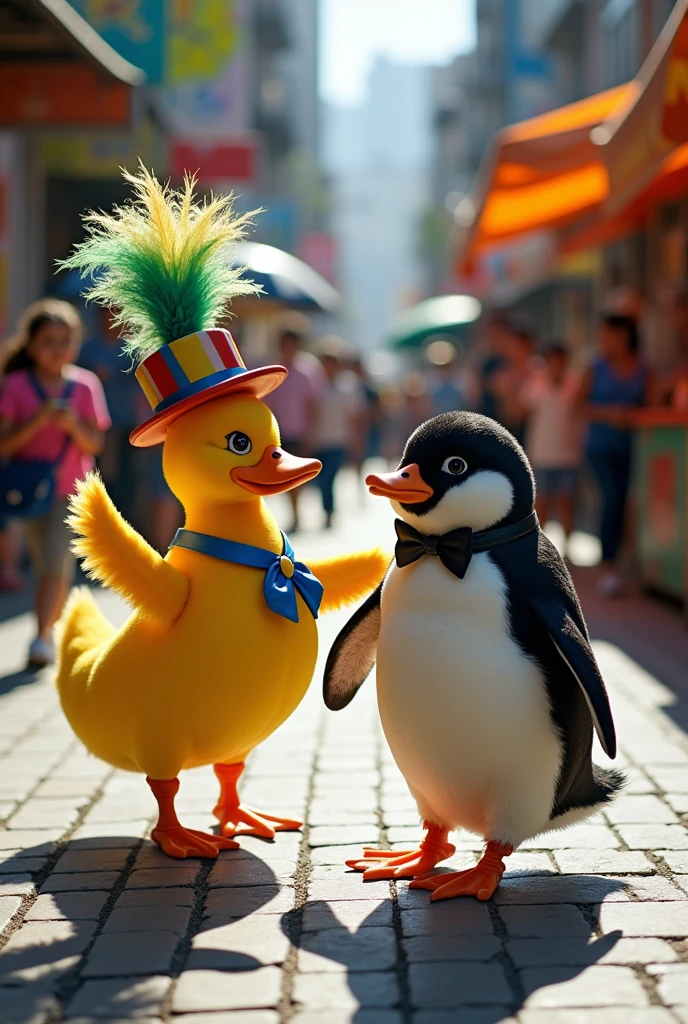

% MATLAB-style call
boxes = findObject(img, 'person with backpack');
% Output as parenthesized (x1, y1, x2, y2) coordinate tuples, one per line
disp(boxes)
(0, 300, 110, 665)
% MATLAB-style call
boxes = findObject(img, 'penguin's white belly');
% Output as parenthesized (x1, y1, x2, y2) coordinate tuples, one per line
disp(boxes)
(376, 553, 562, 847)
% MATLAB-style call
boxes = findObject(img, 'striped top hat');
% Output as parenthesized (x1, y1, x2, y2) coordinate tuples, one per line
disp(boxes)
(60, 164, 286, 447)
(130, 327, 285, 446)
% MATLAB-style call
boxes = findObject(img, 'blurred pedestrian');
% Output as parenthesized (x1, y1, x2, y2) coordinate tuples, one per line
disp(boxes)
(427, 339, 466, 416)
(348, 354, 383, 478)
(0, 300, 110, 665)
(263, 316, 324, 532)
(492, 324, 536, 445)
(577, 314, 657, 597)
(521, 343, 581, 548)
(311, 337, 365, 529)
(476, 313, 511, 420)
(0, 335, 24, 591)
(402, 371, 432, 439)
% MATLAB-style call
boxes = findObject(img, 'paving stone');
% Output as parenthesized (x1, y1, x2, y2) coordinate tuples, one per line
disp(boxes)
(0, 874, 34, 896)
(301, 845, 366, 866)
(9, 798, 86, 830)
(503, 853, 554, 876)
(494, 874, 628, 904)
(665, 793, 688, 814)
(0, 856, 47, 875)
(408, 962, 512, 1009)
(189, 915, 290, 968)
(0, 921, 97, 985)
(403, 934, 500, 961)
(599, 901, 688, 936)
(649, 963, 688, 1005)
(658, 850, 688, 872)
(69, 821, 149, 845)
(0, 987, 59, 1024)
(401, 901, 493, 937)
(617, 824, 688, 849)
(552, 850, 655, 874)
(81, 931, 180, 977)
(308, 872, 390, 901)
(25, 891, 110, 921)
(521, 964, 649, 1007)
(647, 766, 688, 791)
(500, 905, 590, 938)
(66, 976, 171, 1018)
(103, 905, 193, 934)
(0, 830, 60, 852)
(173, 967, 282, 1012)
(520, 824, 620, 849)
(507, 935, 678, 967)
(605, 794, 679, 824)
(298, 925, 396, 972)
(301, 899, 392, 932)
(207, 857, 292, 888)
(40, 871, 119, 893)
(0, 895, 22, 931)
(308, 825, 380, 846)
(292, 971, 400, 1010)
(176, 1015, 279, 1024)
(518, 1011, 675, 1023)
(204, 884, 294, 917)
(115, 887, 195, 908)
(125, 865, 199, 888)
(53, 848, 130, 873)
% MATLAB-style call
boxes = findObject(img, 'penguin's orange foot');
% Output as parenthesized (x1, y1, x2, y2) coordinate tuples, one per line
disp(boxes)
(346, 822, 454, 879)
(409, 841, 512, 901)
(213, 803, 302, 840)
(151, 824, 239, 859)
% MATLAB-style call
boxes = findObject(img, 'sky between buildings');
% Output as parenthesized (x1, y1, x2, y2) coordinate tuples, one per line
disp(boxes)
(319, 0, 477, 107)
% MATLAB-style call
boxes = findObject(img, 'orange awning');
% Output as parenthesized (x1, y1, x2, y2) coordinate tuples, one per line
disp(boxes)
(598, 0, 688, 212)
(458, 84, 631, 270)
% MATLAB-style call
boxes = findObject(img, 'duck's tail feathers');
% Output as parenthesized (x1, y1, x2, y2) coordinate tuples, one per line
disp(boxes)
(54, 587, 114, 704)
(309, 548, 391, 614)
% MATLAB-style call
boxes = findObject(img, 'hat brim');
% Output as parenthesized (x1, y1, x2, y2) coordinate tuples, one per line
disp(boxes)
(130, 364, 288, 447)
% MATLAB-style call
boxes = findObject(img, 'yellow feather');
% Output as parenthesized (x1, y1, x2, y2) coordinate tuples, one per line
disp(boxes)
(309, 548, 391, 614)
(67, 472, 189, 628)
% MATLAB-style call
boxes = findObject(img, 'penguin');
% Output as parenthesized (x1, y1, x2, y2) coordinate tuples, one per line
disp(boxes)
(323, 411, 624, 902)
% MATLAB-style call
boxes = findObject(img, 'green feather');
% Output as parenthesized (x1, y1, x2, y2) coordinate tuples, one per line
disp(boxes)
(59, 164, 260, 362)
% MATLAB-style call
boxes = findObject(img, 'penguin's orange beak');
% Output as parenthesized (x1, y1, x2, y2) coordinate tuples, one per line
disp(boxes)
(366, 463, 434, 503)
(232, 445, 321, 495)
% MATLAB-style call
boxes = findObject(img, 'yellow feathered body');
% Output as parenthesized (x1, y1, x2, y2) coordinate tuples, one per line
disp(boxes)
(55, 397, 388, 782)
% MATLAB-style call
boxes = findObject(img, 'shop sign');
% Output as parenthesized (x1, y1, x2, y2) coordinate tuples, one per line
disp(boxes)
(0, 64, 131, 128)
(171, 139, 257, 184)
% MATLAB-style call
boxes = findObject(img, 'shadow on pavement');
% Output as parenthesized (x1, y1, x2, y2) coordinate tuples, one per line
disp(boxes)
(0, 838, 277, 1021)
(0, 666, 41, 699)
(284, 871, 625, 1019)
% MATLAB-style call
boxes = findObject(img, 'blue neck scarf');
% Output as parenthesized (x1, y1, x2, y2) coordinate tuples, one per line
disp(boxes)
(169, 528, 323, 624)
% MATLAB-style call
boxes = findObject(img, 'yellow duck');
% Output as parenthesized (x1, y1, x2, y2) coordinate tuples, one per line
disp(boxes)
(55, 167, 387, 859)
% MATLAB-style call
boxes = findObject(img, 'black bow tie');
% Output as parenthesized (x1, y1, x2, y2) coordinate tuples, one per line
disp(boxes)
(394, 511, 539, 580)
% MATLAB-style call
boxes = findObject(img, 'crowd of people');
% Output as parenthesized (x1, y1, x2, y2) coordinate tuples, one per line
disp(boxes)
(1, 293, 687, 668)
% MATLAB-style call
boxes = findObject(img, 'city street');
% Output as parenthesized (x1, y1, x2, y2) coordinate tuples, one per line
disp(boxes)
(1, 475, 688, 1023)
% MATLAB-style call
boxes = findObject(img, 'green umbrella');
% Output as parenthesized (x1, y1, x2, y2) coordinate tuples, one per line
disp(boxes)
(388, 295, 482, 349)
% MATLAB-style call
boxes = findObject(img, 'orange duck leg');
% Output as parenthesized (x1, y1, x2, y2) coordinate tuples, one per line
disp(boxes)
(346, 821, 455, 880)
(213, 762, 303, 839)
(148, 778, 239, 859)
(410, 840, 512, 901)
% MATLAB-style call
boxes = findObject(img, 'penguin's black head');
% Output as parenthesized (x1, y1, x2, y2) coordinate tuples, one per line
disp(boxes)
(367, 411, 534, 534)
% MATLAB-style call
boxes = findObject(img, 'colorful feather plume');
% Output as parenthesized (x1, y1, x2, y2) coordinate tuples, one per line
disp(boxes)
(59, 163, 260, 362)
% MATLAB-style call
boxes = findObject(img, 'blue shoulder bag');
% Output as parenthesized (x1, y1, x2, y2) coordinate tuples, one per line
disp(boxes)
(0, 376, 74, 519)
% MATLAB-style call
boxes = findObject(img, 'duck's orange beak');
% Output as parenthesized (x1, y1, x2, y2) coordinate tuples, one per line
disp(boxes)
(231, 445, 321, 495)
(366, 463, 434, 503)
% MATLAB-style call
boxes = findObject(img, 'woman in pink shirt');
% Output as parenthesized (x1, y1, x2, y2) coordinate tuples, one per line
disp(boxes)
(0, 300, 110, 666)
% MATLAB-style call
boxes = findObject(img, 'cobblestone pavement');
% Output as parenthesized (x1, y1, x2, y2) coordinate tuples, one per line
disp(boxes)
(3, 474, 688, 1023)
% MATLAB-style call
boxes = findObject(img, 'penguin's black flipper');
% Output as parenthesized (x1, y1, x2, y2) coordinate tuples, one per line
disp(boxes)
(528, 595, 616, 759)
(324, 583, 382, 711)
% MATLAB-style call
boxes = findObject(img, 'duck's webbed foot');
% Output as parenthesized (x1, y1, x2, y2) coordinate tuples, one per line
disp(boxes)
(409, 839, 512, 900)
(147, 777, 239, 859)
(213, 762, 302, 839)
(346, 821, 454, 879)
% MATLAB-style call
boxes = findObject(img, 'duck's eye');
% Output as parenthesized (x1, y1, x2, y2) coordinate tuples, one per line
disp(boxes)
(225, 431, 252, 455)
(441, 456, 468, 476)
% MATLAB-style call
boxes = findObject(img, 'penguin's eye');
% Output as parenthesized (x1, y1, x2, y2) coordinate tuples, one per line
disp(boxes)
(225, 431, 252, 455)
(441, 456, 468, 476)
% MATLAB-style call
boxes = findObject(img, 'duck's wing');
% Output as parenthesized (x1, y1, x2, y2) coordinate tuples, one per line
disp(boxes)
(323, 583, 382, 710)
(308, 549, 390, 613)
(68, 472, 189, 628)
